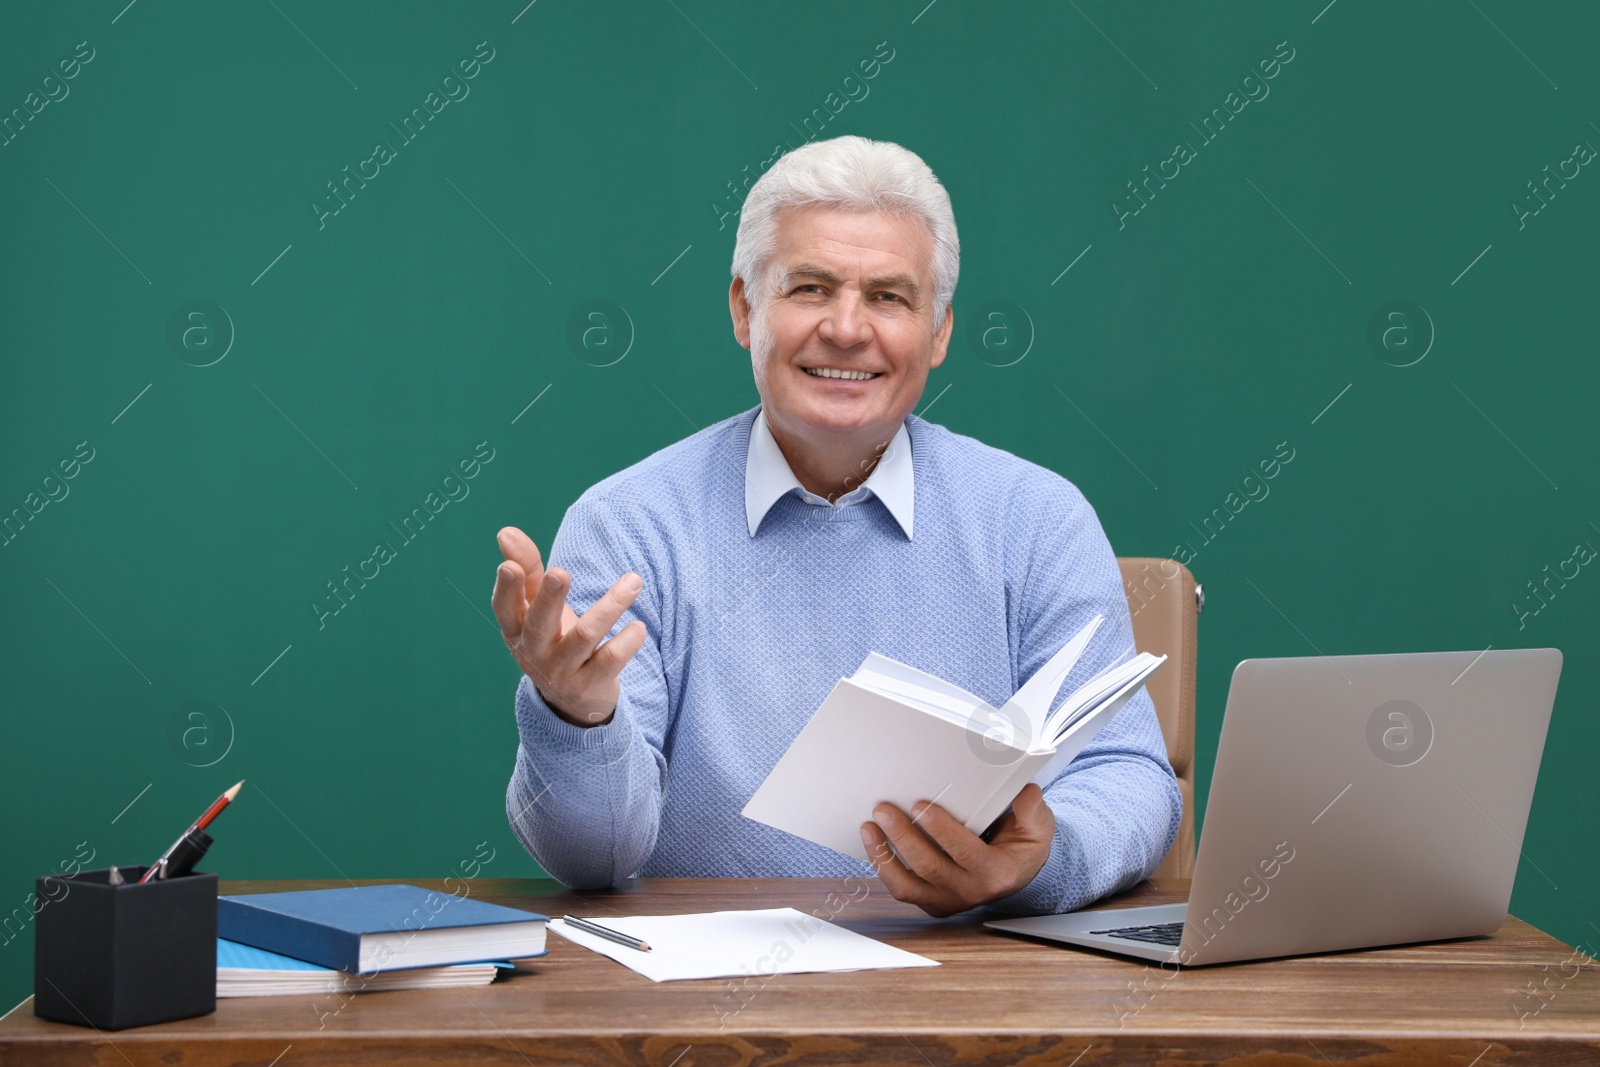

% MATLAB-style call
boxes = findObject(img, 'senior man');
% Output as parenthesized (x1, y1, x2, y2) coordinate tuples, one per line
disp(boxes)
(493, 135, 1180, 917)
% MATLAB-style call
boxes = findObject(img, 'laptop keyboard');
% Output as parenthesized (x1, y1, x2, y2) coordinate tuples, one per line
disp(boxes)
(1088, 921, 1183, 947)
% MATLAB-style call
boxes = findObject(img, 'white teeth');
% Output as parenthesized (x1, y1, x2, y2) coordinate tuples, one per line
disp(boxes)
(804, 367, 879, 380)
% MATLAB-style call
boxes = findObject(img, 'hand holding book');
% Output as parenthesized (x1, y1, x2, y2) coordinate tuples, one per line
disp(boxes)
(860, 781, 1057, 917)
(742, 612, 1168, 908)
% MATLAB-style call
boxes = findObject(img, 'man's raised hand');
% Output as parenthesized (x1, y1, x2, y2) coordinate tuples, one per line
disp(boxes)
(491, 526, 648, 727)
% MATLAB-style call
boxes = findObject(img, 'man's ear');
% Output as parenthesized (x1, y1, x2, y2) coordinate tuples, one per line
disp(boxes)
(929, 303, 954, 369)
(729, 277, 752, 350)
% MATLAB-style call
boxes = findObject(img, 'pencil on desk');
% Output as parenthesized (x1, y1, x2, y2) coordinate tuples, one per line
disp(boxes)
(563, 914, 651, 952)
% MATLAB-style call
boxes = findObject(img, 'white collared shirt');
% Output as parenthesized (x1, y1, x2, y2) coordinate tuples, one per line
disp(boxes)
(744, 407, 914, 539)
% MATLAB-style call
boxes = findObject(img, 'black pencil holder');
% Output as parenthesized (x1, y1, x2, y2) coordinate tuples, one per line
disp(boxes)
(34, 867, 217, 1030)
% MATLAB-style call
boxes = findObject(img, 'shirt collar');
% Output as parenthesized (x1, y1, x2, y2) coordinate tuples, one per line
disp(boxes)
(745, 407, 914, 540)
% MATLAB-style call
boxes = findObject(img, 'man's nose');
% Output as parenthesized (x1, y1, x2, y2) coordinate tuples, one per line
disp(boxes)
(819, 289, 871, 347)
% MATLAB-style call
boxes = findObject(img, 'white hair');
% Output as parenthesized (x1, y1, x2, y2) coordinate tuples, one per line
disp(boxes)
(731, 135, 960, 333)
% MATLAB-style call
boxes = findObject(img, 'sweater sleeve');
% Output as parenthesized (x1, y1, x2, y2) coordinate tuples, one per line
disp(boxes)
(504, 493, 671, 889)
(985, 479, 1182, 916)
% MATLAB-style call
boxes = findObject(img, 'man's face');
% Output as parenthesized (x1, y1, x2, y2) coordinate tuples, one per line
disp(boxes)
(731, 204, 952, 445)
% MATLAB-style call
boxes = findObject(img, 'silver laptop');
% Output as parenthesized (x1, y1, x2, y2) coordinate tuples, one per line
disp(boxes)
(985, 647, 1562, 966)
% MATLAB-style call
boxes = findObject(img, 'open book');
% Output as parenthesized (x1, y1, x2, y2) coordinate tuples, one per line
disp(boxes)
(741, 614, 1166, 862)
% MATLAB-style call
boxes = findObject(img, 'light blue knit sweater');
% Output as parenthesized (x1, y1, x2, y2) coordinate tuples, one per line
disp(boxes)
(506, 405, 1180, 915)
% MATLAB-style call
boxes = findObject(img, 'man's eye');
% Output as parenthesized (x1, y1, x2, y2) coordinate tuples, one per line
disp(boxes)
(876, 292, 904, 302)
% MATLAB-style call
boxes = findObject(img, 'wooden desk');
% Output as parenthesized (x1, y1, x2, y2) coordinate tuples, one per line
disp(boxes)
(3, 877, 1598, 1065)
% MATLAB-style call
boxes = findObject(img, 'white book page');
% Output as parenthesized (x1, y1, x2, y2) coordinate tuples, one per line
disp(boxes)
(997, 614, 1104, 741)
(1042, 653, 1164, 743)
(741, 625, 1151, 863)
(1029, 656, 1167, 786)
(849, 676, 988, 727)
(361, 923, 548, 971)
(742, 679, 1040, 861)
(849, 652, 991, 727)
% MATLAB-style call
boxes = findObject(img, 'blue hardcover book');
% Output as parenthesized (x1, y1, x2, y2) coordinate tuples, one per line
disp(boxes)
(218, 884, 548, 973)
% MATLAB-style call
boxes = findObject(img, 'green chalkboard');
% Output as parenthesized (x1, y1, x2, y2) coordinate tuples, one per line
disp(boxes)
(2, 0, 1595, 1009)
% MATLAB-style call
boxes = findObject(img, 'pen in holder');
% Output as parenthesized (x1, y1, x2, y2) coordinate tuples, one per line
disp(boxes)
(34, 866, 217, 1031)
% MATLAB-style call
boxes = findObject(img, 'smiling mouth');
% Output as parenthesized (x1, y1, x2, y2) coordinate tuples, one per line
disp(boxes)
(804, 367, 881, 381)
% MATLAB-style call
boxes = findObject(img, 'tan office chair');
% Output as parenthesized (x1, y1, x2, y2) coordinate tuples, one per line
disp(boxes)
(1117, 557, 1201, 879)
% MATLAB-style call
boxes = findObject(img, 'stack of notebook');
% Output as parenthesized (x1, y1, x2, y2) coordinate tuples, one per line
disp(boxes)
(218, 939, 510, 996)
(216, 883, 548, 997)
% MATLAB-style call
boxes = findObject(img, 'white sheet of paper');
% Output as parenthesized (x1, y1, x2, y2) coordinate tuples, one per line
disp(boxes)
(548, 908, 940, 982)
